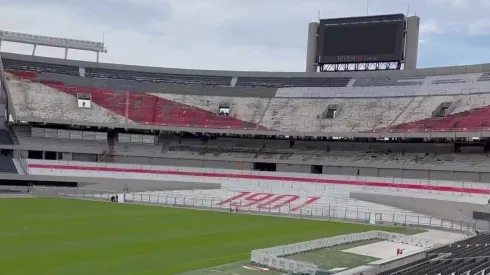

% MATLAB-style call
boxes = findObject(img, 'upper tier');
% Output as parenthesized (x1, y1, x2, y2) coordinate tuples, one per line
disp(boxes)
(6, 70, 490, 136)
(1, 52, 490, 88)
(3, 53, 490, 136)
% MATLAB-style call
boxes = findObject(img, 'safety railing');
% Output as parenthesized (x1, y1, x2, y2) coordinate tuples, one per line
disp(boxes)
(19, 157, 28, 174)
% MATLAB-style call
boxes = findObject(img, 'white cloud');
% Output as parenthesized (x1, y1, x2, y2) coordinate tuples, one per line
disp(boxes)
(468, 19, 490, 36)
(429, 0, 469, 9)
(420, 20, 443, 35)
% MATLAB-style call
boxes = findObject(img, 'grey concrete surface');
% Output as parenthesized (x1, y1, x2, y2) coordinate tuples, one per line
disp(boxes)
(78, 180, 220, 192)
(350, 191, 490, 230)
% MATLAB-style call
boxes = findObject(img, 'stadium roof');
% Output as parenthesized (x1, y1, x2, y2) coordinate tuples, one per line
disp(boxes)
(2, 51, 490, 79)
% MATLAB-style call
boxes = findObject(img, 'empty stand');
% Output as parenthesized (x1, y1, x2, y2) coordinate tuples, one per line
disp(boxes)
(11, 124, 109, 153)
(6, 58, 490, 133)
(0, 129, 14, 145)
(3, 59, 79, 76)
(6, 75, 128, 124)
(379, 234, 490, 275)
(353, 77, 422, 87)
(378, 94, 490, 132)
(43, 84, 263, 129)
(235, 76, 351, 88)
(84, 67, 232, 86)
(478, 72, 490, 82)
(0, 157, 18, 174)
(383, 106, 490, 132)
(260, 97, 411, 132)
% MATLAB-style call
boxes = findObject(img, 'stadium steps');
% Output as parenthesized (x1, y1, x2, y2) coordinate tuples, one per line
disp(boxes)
(387, 96, 418, 127)
(12, 159, 26, 175)
(254, 98, 272, 128)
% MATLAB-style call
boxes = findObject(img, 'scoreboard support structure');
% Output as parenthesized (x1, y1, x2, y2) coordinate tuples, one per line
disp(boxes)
(305, 14, 420, 72)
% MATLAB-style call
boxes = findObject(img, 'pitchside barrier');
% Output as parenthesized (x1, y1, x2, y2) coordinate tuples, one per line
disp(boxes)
(251, 231, 464, 275)
(29, 186, 477, 233)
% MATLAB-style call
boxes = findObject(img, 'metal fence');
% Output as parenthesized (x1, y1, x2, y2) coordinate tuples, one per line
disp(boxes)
(30, 186, 477, 232)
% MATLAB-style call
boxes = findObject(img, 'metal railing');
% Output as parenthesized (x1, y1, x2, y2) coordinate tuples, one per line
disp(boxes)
(251, 230, 458, 275)
(19, 157, 28, 174)
(30, 186, 477, 232)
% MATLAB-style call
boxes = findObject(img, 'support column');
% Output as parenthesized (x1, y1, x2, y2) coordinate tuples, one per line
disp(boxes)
(32, 44, 37, 56)
(305, 22, 319, 73)
(404, 16, 420, 70)
(64, 48, 68, 59)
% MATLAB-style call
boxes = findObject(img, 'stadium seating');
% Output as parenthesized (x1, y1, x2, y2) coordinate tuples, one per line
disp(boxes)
(2, 59, 79, 76)
(379, 233, 490, 275)
(0, 157, 18, 174)
(478, 72, 490, 82)
(235, 76, 351, 88)
(30, 82, 263, 129)
(84, 67, 233, 86)
(5, 57, 490, 133)
(8, 70, 490, 132)
(11, 125, 109, 153)
(382, 105, 490, 132)
(353, 76, 422, 87)
(0, 129, 14, 145)
(141, 140, 490, 169)
(6, 74, 127, 124)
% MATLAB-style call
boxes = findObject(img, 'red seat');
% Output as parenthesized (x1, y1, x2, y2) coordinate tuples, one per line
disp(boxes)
(379, 106, 490, 132)
(7, 70, 37, 80)
(43, 83, 262, 129)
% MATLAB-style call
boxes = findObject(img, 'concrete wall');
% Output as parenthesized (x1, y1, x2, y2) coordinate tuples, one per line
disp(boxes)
(78, 181, 221, 192)
(0, 173, 221, 191)
(350, 192, 490, 230)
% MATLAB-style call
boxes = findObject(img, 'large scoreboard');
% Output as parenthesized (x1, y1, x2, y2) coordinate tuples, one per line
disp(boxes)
(306, 13, 419, 72)
(317, 14, 405, 64)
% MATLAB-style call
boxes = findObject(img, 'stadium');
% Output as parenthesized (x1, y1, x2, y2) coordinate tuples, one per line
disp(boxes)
(1, 10, 490, 275)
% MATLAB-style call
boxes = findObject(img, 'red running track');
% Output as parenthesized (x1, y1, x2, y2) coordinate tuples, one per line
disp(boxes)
(28, 163, 490, 195)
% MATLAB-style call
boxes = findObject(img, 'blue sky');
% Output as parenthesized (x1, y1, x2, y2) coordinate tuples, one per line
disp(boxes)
(0, 0, 490, 72)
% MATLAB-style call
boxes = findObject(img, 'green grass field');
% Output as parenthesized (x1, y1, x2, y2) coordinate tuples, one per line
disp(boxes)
(287, 239, 381, 270)
(0, 198, 410, 275)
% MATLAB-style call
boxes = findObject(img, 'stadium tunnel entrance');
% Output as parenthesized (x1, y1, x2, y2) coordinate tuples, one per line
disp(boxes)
(253, 162, 276, 171)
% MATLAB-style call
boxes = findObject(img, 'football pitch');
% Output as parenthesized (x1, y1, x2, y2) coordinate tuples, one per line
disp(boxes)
(0, 198, 410, 275)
